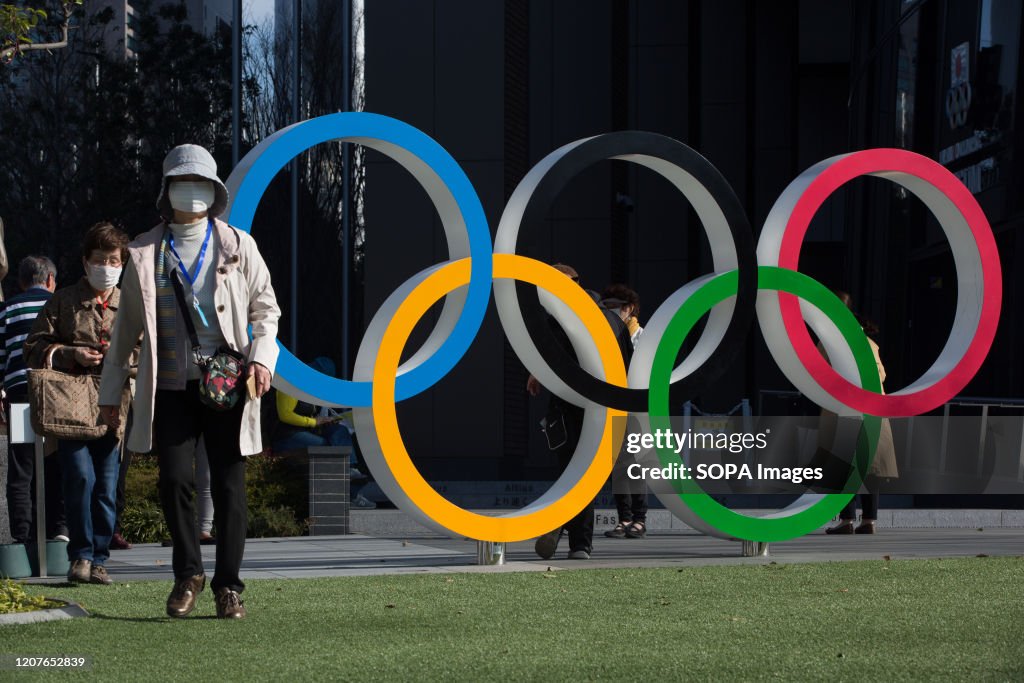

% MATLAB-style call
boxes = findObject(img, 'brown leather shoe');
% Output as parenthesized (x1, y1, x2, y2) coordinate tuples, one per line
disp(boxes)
(67, 559, 92, 584)
(855, 521, 876, 534)
(215, 587, 246, 619)
(166, 575, 206, 618)
(825, 521, 855, 535)
(110, 532, 133, 550)
(90, 564, 114, 585)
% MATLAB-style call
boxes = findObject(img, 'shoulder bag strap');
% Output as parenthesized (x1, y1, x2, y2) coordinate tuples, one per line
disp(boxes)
(169, 271, 205, 367)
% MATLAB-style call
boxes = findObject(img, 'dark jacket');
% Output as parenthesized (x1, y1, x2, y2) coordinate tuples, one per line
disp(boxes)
(547, 302, 634, 425)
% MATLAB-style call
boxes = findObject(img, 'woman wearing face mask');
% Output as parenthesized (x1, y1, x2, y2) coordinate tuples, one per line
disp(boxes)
(99, 144, 280, 619)
(23, 222, 134, 585)
(601, 284, 643, 349)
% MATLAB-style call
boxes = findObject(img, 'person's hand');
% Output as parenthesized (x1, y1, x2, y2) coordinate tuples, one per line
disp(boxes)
(248, 362, 272, 398)
(100, 405, 120, 431)
(526, 374, 542, 396)
(73, 347, 104, 367)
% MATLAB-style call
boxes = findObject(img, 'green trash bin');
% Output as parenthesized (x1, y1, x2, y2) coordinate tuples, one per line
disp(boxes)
(26, 540, 70, 577)
(0, 543, 32, 579)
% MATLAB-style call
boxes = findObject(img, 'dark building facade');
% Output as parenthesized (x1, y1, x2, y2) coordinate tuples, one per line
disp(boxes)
(359, 0, 1024, 482)
(847, 0, 1023, 400)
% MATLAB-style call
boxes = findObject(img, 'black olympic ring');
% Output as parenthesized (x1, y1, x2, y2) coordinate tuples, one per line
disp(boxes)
(505, 131, 757, 413)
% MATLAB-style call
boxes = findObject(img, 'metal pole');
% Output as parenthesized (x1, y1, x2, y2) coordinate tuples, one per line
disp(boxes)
(231, 0, 242, 167)
(290, 0, 302, 355)
(33, 436, 47, 577)
(340, 0, 352, 379)
(740, 541, 769, 557)
(476, 541, 505, 566)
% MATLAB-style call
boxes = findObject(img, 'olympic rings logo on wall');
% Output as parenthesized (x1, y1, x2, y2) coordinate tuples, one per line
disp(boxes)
(945, 81, 972, 130)
(223, 112, 1001, 544)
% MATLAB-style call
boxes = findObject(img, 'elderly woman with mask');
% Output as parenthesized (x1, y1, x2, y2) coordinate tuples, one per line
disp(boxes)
(99, 144, 280, 619)
(24, 222, 134, 585)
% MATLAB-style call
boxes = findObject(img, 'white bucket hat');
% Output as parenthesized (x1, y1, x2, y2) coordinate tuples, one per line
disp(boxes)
(156, 144, 229, 220)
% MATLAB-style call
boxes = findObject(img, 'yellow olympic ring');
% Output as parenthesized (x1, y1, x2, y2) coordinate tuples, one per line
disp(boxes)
(370, 254, 627, 541)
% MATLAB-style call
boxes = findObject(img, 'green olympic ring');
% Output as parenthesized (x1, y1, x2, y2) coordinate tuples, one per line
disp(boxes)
(648, 266, 881, 542)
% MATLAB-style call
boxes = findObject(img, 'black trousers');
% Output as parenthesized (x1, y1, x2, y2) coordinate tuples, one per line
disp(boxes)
(153, 384, 247, 593)
(840, 475, 880, 520)
(611, 455, 648, 525)
(611, 415, 648, 524)
(553, 403, 593, 553)
(5, 396, 65, 543)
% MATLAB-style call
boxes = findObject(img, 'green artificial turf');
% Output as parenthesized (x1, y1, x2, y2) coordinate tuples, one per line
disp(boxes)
(2, 558, 1022, 681)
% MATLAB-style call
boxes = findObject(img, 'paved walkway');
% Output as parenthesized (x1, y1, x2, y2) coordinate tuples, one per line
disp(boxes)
(22, 527, 1023, 584)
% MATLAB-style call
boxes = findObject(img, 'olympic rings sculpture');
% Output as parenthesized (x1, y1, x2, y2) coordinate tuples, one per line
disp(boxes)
(224, 112, 1001, 543)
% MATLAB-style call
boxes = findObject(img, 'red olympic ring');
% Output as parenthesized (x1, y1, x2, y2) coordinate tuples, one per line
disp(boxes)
(775, 149, 1001, 416)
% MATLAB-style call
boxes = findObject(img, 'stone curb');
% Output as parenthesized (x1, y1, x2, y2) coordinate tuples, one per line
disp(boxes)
(0, 599, 89, 627)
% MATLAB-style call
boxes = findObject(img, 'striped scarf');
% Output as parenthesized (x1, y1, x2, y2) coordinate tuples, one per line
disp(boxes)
(155, 229, 179, 384)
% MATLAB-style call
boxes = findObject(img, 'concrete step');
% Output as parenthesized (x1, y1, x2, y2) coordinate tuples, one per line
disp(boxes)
(351, 507, 1024, 537)
(355, 481, 919, 511)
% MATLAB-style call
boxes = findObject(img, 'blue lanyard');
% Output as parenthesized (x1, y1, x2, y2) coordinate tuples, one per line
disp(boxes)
(168, 219, 213, 287)
(167, 220, 213, 327)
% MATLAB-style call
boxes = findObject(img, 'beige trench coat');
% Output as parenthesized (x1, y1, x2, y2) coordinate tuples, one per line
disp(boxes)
(98, 219, 281, 455)
(816, 338, 898, 479)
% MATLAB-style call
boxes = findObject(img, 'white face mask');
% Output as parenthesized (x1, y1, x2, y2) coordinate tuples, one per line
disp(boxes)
(86, 264, 122, 291)
(168, 180, 215, 214)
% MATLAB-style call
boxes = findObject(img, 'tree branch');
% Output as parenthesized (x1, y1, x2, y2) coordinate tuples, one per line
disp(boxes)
(0, 26, 68, 62)
(1, 1, 76, 64)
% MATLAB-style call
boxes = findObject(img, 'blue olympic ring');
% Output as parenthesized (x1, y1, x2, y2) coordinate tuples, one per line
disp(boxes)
(225, 112, 492, 406)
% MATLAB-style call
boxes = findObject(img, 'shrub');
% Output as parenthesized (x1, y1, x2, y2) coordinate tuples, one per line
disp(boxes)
(248, 505, 306, 538)
(124, 453, 161, 507)
(120, 501, 169, 544)
(0, 579, 62, 614)
(245, 453, 308, 521)
(122, 452, 311, 540)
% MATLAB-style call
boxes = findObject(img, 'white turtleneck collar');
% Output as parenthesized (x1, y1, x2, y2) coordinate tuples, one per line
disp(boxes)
(168, 217, 208, 241)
